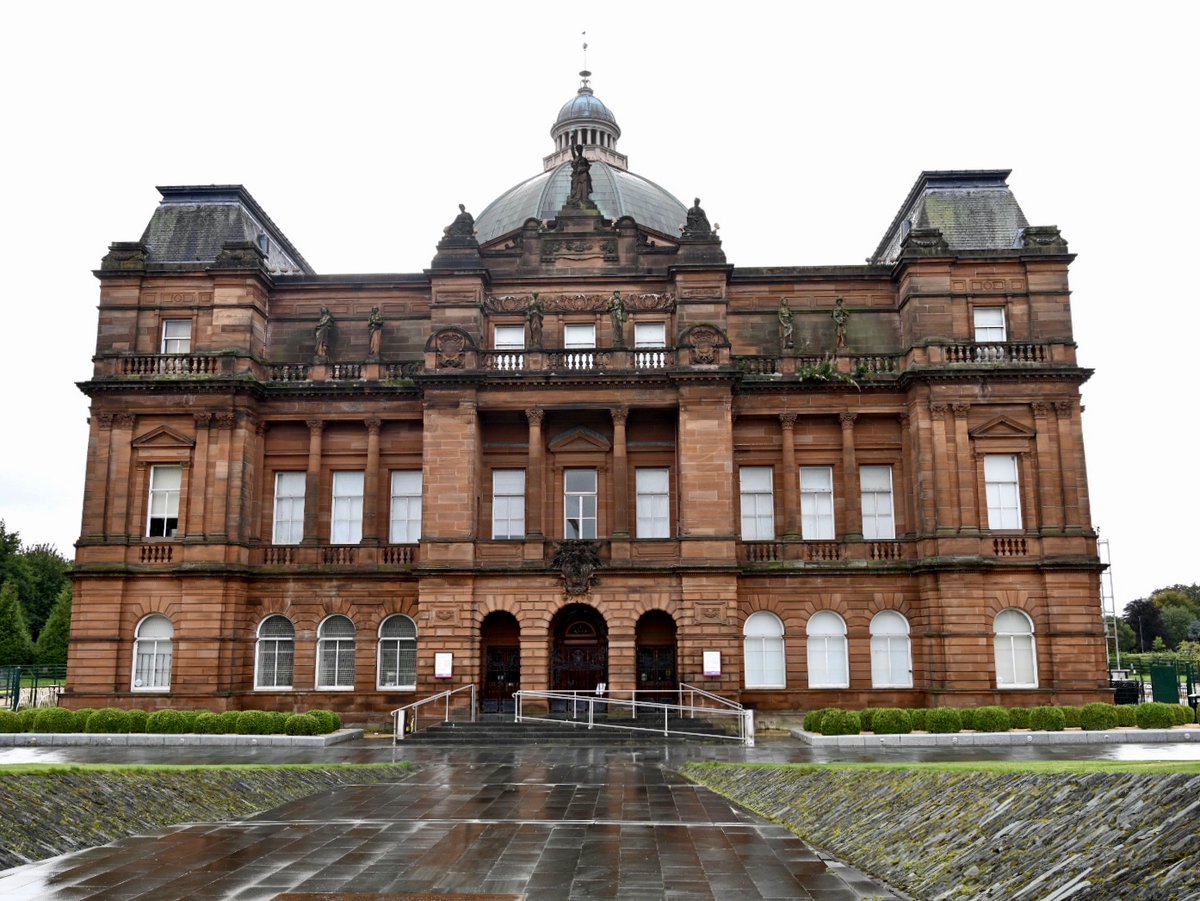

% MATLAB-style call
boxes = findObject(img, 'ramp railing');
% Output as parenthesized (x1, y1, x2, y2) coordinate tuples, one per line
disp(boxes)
(391, 684, 477, 743)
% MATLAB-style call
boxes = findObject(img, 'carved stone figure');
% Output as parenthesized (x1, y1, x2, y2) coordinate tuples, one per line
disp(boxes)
(553, 540, 601, 595)
(688, 325, 721, 365)
(778, 298, 794, 351)
(527, 293, 544, 348)
(567, 144, 594, 207)
(443, 203, 475, 239)
(682, 198, 713, 238)
(368, 306, 384, 357)
(434, 330, 468, 369)
(832, 297, 848, 349)
(607, 291, 627, 348)
(314, 307, 334, 359)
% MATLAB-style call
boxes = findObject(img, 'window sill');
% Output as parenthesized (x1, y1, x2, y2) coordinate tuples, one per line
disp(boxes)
(253, 686, 294, 691)
(377, 685, 417, 692)
(314, 686, 356, 691)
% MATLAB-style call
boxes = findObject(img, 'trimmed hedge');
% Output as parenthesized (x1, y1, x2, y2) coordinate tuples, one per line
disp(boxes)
(1029, 706, 1065, 732)
(803, 708, 833, 733)
(85, 708, 132, 733)
(193, 711, 224, 734)
(906, 708, 929, 731)
(1135, 703, 1178, 730)
(16, 708, 38, 732)
(307, 709, 341, 733)
(126, 709, 149, 733)
(959, 708, 977, 731)
(1059, 706, 1082, 729)
(972, 706, 1011, 733)
(871, 708, 912, 735)
(1172, 704, 1194, 726)
(32, 707, 77, 733)
(1116, 705, 1138, 727)
(235, 710, 273, 735)
(926, 708, 962, 734)
(1007, 707, 1031, 730)
(820, 709, 861, 736)
(217, 710, 241, 733)
(1079, 703, 1119, 731)
(284, 712, 323, 735)
(859, 707, 880, 733)
(146, 709, 192, 734)
(0, 710, 22, 732)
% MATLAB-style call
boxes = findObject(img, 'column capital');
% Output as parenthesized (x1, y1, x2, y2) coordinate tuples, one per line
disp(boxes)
(364, 417, 382, 435)
(779, 412, 797, 430)
(525, 407, 545, 426)
(1031, 402, 1050, 419)
(1053, 399, 1076, 417)
(215, 412, 238, 430)
(952, 403, 970, 418)
(929, 403, 948, 420)
(96, 412, 114, 430)
(115, 413, 136, 429)
(193, 412, 213, 428)
(839, 411, 858, 426)
(255, 420, 270, 437)
(306, 419, 325, 435)
(610, 406, 629, 426)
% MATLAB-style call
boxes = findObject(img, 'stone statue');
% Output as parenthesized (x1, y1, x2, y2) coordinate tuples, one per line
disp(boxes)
(527, 293, 544, 348)
(368, 306, 384, 357)
(682, 197, 713, 238)
(778, 298, 794, 351)
(832, 297, 849, 349)
(607, 290, 627, 348)
(568, 144, 593, 206)
(314, 306, 334, 358)
(443, 203, 475, 239)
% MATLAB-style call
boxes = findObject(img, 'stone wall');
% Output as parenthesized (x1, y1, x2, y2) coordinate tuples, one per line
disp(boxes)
(681, 764, 1200, 900)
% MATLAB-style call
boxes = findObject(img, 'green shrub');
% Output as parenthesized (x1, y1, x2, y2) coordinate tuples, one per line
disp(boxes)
(1135, 702, 1178, 730)
(972, 706, 1011, 732)
(1007, 707, 1031, 729)
(71, 709, 96, 731)
(32, 707, 77, 733)
(859, 707, 880, 733)
(172, 710, 200, 733)
(217, 710, 241, 733)
(803, 708, 829, 732)
(16, 708, 38, 732)
(959, 708, 977, 730)
(146, 709, 190, 734)
(1172, 704, 1194, 726)
(1059, 706, 1081, 728)
(0, 710, 22, 732)
(1115, 705, 1138, 727)
(926, 708, 962, 734)
(193, 711, 223, 734)
(265, 711, 291, 734)
(870, 708, 912, 735)
(819, 709, 861, 736)
(235, 710, 272, 735)
(307, 709, 341, 733)
(1079, 702, 1119, 731)
(907, 708, 929, 731)
(284, 713, 323, 736)
(85, 708, 132, 733)
(125, 709, 149, 733)
(1029, 706, 1065, 732)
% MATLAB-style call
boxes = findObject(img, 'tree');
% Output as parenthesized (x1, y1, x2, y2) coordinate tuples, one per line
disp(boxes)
(1153, 588, 1200, 618)
(0, 580, 34, 664)
(1111, 620, 1136, 654)
(1160, 606, 1197, 650)
(1123, 597, 1167, 652)
(16, 543, 69, 638)
(34, 586, 71, 665)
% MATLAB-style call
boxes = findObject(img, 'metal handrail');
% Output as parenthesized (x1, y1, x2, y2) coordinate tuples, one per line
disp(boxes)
(513, 689, 755, 747)
(391, 684, 477, 743)
(679, 682, 744, 712)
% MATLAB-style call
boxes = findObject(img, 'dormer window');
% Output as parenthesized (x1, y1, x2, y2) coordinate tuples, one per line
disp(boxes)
(161, 320, 192, 354)
(973, 307, 1006, 343)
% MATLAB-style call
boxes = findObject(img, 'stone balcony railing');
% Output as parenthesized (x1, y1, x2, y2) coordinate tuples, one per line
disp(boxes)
(256, 544, 419, 566)
(940, 342, 1049, 364)
(119, 354, 225, 376)
(738, 535, 1039, 564)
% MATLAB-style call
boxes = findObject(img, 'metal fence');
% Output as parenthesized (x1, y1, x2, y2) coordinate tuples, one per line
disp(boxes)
(1, 665, 68, 711)
(1110, 658, 1198, 707)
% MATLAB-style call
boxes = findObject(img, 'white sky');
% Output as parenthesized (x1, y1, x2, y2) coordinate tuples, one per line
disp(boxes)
(0, 2, 1195, 612)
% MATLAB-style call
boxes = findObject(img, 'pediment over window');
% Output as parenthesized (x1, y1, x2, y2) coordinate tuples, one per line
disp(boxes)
(548, 426, 612, 453)
(131, 425, 196, 448)
(968, 416, 1034, 441)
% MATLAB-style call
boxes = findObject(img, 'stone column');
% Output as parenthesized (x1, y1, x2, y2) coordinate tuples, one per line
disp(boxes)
(1055, 399, 1087, 531)
(82, 413, 113, 540)
(952, 404, 977, 533)
(525, 408, 544, 538)
(109, 413, 136, 538)
(840, 412, 861, 539)
(303, 419, 324, 545)
(223, 412, 252, 543)
(1032, 403, 1062, 532)
(611, 406, 630, 538)
(928, 404, 954, 534)
(1019, 451, 1038, 531)
(779, 413, 799, 537)
(210, 412, 236, 542)
(250, 421, 268, 543)
(363, 418, 382, 544)
(187, 412, 212, 540)
(898, 412, 915, 536)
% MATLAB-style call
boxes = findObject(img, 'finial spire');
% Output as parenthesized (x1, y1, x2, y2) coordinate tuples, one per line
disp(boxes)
(582, 31, 588, 70)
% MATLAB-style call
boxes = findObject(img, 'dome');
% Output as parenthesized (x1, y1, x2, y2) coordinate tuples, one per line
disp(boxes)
(556, 91, 617, 127)
(474, 160, 688, 244)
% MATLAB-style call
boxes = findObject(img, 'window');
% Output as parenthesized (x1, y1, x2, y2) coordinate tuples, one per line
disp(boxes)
(807, 611, 848, 688)
(994, 609, 1037, 688)
(255, 615, 295, 689)
(860, 465, 895, 540)
(739, 467, 775, 540)
(273, 472, 305, 545)
(974, 307, 1006, 343)
(744, 611, 786, 688)
(800, 466, 835, 540)
(316, 615, 356, 689)
(870, 611, 912, 688)
(984, 454, 1022, 530)
(492, 470, 526, 539)
(161, 320, 192, 354)
(389, 471, 422, 544)
(636, 468, 670, 538)
(564, 468, 597, 539)
(146, 465, 181, 538)
(564, 323, 595, 347)
(634, 322, 667, 367)
(494, 325, 525, 349)
(378, 614, 417, 689)
(331, 471, 364, 544)
(132, 614, 173, 691)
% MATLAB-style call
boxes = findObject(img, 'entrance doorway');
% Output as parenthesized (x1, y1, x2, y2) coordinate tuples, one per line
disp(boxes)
(480, 611, 520, 714)
(635, 610, 677, 705)
(550, 604, 608, 694)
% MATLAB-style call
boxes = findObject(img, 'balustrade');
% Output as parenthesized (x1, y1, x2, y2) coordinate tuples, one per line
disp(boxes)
(381, 545, 416, 565)
(481, 351, 526, 371)
(121, 354, 221, 376)
(321, 546, 357, 565)
(735, 356, 779, 375)
(547, 349, 609, 371)
(268, 364, 308, 381)
(993, 536, 1029, 556)
(944, 343, 1048, 364)
(632, 348, 671, 369)
(138, 544, 174, 563)
(263, 546, 296, 565)
(850, 355, 898, 374)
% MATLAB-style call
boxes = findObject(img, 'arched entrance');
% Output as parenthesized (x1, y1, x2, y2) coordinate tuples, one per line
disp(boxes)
(550, 604, 608, 693)
(635, 610, 677, 702)
(480, 611, 520, 714)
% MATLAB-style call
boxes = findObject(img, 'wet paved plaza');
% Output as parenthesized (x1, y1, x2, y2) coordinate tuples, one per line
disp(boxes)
(2, 735, 1197, 900)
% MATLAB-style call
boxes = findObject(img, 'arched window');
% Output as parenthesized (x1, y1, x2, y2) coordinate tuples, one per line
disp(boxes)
(255, 615, 295, 689)
(807, 611, 848, 688)
(870, 611, 912, 688)
(378, 614, 417, 690)
(743, 611, 785, 689)
(132, 614, 173, 691)
(994, 609, 1038, 688)
(316, 615, 356, 690)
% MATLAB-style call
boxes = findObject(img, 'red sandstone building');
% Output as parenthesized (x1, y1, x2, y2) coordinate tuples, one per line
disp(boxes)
(65, 75, 1107, 719)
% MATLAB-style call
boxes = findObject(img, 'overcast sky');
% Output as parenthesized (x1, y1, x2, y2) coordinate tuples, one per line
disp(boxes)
(1, 2, 1195, 614)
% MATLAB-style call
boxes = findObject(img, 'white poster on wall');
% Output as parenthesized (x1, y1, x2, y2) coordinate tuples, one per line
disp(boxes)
(434, 652, 453, 679)
(703, 650, 721, 676)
